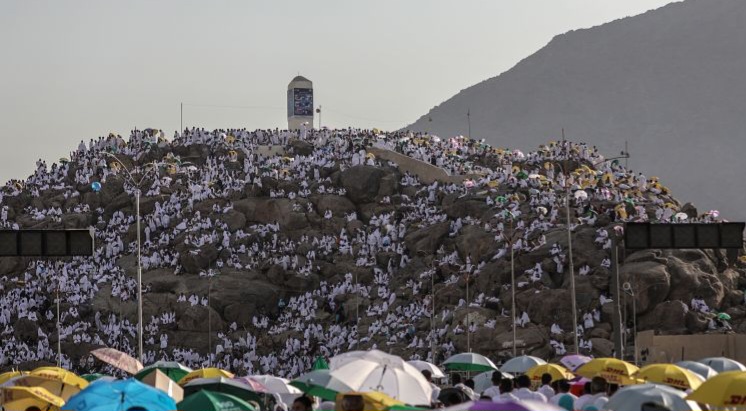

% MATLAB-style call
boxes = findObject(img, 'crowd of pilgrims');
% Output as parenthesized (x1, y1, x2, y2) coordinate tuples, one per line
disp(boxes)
(0, 125, 711, 377)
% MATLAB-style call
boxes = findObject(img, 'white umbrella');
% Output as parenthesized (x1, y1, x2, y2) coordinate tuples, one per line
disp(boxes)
(472, 370, 514, 394)
(500, 356, 547, 374)
(329, 350, 371, 370)
(328, 351, 432, 405)
(698, 357, 746, 373)
(443, 353, 498, 372)
(407, 360, 446, 379)
(247, 375, 302, 394)
(604, 383, 701, 411)
(675, 361, 719, 380)
(248, 375, 302, 409)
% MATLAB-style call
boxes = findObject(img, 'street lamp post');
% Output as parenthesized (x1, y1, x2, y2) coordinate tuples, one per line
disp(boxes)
(557, 142, 630, 355)
(565, 186, 579, 354)
(466, 269, 470, 353)
(508, 217, 517, 357)
(104, 152, 163, 364)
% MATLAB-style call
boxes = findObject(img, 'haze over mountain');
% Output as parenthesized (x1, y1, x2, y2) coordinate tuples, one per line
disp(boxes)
(405, 0, 746, 221)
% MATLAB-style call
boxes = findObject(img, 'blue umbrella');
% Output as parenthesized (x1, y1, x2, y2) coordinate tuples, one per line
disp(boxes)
(63, 378, 176, 411)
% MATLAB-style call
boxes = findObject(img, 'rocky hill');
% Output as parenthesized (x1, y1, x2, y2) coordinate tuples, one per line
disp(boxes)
(0, 129, 744, 376)
(404, 0, 746, 222)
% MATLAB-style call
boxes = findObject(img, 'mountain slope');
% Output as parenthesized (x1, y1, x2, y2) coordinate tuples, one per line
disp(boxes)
(405, 0, 746, 221)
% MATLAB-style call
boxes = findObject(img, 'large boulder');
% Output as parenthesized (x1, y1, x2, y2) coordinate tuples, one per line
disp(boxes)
(455, 225, 498, 263)
(312, 195, 356, 217)
(404, 222, 450, 255)
(288, 139, 314, 156)
(340, 166, 385, 203)
(233, 198, 309, 231)
(619, 261, 671, 314)
(179, 244, 220, 274)
(666, 254, 725, 309)
(177, 305, 225, 332)
(638, 300, 689, 334)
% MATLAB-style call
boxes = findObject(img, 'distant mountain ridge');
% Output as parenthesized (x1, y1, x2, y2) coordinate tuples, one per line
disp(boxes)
(405, 0, 746, 221)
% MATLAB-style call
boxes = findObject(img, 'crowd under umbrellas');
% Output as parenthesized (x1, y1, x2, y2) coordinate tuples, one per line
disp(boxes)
(0, 126, 739, 409)
(1, 349, 746, 411)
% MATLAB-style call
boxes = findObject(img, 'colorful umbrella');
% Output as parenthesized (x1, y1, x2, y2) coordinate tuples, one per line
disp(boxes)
(231, 377, 269, 393)
(687, 371, 746, 408)
(178, 368, 234, 386)
(698, 357, 746, 373)
(500, 356, 546, 374)
(91, 347, 143, 375)
(183, 377, 264, 403)
(559, 355, 592, 371)
(290, 369, 352, 402)
(575, 358, 640, 385)
(178, 390, 255, 411)
(135, 361, 193, 383)
(63, 378, 176, 411)
(634, 364, 703, 390)
(244, 376, 300, 395)
(443, 353, 498, 372)
(1, 386, 64, 411)
(525, 364, 574, 384)
(606, 384, 701, 411)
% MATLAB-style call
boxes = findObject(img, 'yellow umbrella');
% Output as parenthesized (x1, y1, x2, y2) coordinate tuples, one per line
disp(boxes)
(687, 371, 746, 408)
(0, 386, 64, 411)
(0, 371, 26, 385)
(576, 358, 640, 385)
(635, 364, 703, 390)
(334, 391, 404, 411)
(12, 367, 88, 402)
(177, 368, 234, 386)
(525, 364, 575, 383)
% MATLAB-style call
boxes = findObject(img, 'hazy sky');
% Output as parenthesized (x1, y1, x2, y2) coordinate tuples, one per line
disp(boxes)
(1, 0, 677, 183)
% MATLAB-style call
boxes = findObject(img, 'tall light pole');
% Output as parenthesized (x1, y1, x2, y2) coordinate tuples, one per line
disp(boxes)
(557, 133, 631, 355)
(466, 269, 470, 353)
(104, 152, 162, 364)
(430, 267, 435, 363)
(504, 211, 518, 357)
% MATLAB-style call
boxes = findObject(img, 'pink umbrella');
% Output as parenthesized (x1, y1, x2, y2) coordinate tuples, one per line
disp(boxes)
(91, 347, 143, 375)
(232, 376, 269, 393)
(559, 354, 592, 372)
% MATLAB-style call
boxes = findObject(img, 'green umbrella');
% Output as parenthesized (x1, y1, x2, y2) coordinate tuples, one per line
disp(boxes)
(717, 312, 732, 321)
(443, 352, 498, 372)
(312, 356, 329, 370)
(290, 369, 352, 402)
(135, 361, 193, 383)
(183, 377, 264, 404)
(81, 373, 108, 382)
(178, 390, 255, 411)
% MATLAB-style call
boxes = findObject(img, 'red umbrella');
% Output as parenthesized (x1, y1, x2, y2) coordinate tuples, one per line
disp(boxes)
(91, 348, 144, 375)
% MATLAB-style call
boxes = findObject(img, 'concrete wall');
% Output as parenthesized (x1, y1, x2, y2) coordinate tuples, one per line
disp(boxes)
(368, 146, 475, 185)
(637, 330, 746, 364)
